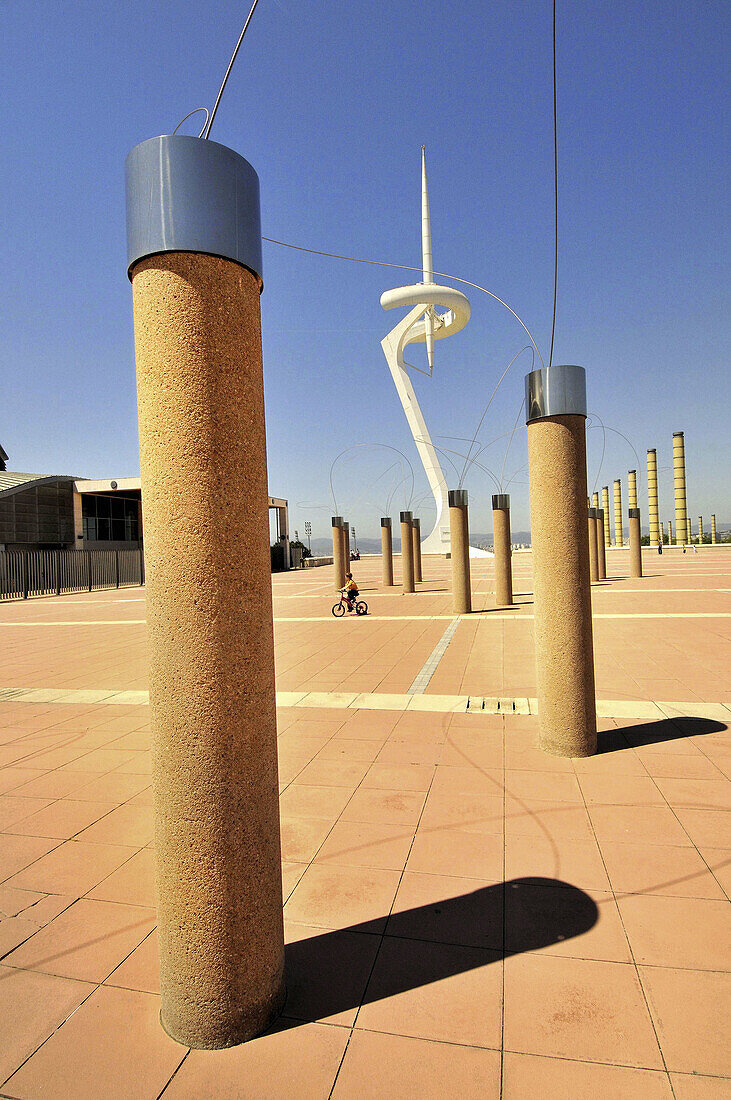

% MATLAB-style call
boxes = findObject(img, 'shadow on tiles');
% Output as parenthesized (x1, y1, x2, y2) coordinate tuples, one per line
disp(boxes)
(612, 717, 726, 750)
(281, 877, 597, 1024)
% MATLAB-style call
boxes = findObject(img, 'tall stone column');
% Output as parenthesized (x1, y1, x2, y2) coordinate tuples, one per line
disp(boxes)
(646, 450, 660, 546)
(698, 516, 703, 545)
(628, 469, 638, 510)
(668, 519, 673, 545)
(686, 516, 692, 546)
(588, 507, 599, 582)
(448, 489, 472, 614)
(400, 510, 415, 594)
(673, 431, 688, 548)
(492, 494, 513, 606)
(332, 516, 346, 590)
(628, 507, 643, 578)
(126, 135, 284, 1047)
(381, 518, 394, 585)
(412, 516, 422, 582)
(613, 479, 624, 547)
(596, 508, 607, 579)
(343, 521, 351, 568)
(602, 485, 611, 548)
(711, 514, 717, 544)
(525, 364, 596, 757)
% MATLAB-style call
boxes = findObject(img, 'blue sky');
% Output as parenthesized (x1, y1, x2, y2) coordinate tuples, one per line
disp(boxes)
(1, 0, 728, 540)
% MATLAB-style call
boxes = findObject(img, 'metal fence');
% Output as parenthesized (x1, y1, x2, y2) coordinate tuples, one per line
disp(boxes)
(0, 549, 145, 601)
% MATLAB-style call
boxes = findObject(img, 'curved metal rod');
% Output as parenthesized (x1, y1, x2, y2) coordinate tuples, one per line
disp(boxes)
(261, 238, 546, 368)
(330, 443, 415, 515)
(499, 396, 527, 492)
(172, 107, 210, 136)
(458, 346, 534, 488)
(587, 414, 642, 495)
(503, 461, 529, 491)
(203, 0, 262, 139)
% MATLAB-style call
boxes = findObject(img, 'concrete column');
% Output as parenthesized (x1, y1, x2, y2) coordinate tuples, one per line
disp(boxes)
(686, 516, 692, 546)
(613, 479, 624, 547)
(659, 520, 664, 545)
(697, 516, 703, 545)
(381, 518, 394, 585)
(668, 519, 673, 545)
(628, 507, 643, 578)
(596, 508, 607, 579)
(646, 450, 660, 547)
(448, 489, 472, 614)
(126, 135, 284, 1047)
(412, 516, 422, 582)
(400, 510, 415, 594)
(601, 485, 611, 548)
(628, 469, 637, 510)
(492, 494, 513, 606)
(711, 514, 717, 544)
(525, 364, 596, 757)
(673, 431, 688, 547)
(343, 521, 351, 567)
(588, 507, 599, 582)
(332, 516, 346, 590)
(591, 491, 599, 510)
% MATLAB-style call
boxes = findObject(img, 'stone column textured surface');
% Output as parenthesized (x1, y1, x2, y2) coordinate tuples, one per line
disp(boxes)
(400, 511, 415, 594)
(711, 514, 717, 544)
(659, 521, 664, 545)
(596, 508, 607, 579)
(492, 494, 513, 606)
(525, 364, 596, 757)
(588, 508, 599, 582)
(332, 518, 346, 591)
(613, 479, 624, 547)
(602, 485, 611, 548)
(628, 469, 638, 510)
(381, 518, 394, 585)
(686, 516, 692, 546)
(448, 489, 472, 614)
(673, 431, 688, 547)
(628, 507, 643, 578)
(668, 519, 673, 545)
(412, 517, 422, 582)
(646, 450, 660, 546)
(127, 134, 285, 1049)
(343, 521, 351, 570)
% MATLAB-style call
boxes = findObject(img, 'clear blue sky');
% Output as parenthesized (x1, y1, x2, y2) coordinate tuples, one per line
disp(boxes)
(2, 0, 728, 540)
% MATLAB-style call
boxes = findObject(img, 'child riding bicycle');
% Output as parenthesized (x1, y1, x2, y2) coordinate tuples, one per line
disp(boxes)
(342, 572, 359, 612)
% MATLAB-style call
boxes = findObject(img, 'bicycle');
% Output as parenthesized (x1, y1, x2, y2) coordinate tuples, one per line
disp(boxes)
(332, 590, 368, 617)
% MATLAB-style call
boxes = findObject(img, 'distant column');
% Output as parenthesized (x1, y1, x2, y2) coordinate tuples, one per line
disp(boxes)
(525, 364, 596, 757)
(628, 507, 643, 578)
(628, 469, 637, 510)
(412, 516, 422, 582)
(400, 510, 415, 594)
(588, 508, 599, 582)
(668, 519, 673, 545)
(492, 493, 513, 606)
(602, 486, 611, 548)
(126, 134, 284, 1046)
(381, 518, 394, 585)
(343, 521, 351, 567)
(673, 432, 688, 547)
(332, 516, 346, 590)
(711, 514, 717, 544)
(659, 521, 664, 545)
(592, 491, 599, 509)
(686, 516, 692, 546)
(613, 480, 624, 547)
(448, 489, 472, 614)
(646, 450, 660, 546)
(596, 508, 607, 579)
(698, 516, 703, 545)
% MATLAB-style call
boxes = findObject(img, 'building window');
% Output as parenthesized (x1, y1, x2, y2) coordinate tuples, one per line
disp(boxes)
(82, 496, 139, 542)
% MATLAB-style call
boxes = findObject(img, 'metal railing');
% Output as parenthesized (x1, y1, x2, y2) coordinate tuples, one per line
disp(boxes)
(0, 549, 145, 601)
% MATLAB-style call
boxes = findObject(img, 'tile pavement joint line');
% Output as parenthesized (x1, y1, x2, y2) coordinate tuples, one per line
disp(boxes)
(407, 616, 462, 694)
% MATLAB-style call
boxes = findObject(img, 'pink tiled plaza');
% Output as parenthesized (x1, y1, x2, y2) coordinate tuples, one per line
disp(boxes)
(1, 547, 729, 1098)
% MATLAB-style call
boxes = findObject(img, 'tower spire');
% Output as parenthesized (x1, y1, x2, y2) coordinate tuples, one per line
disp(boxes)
(421, 145, 435, 373)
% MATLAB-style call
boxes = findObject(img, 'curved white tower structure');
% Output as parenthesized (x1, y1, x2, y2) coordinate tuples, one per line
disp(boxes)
(380, 148, 471, 554)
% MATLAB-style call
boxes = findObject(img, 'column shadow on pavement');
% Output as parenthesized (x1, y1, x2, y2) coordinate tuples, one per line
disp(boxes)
(281, 876, 597, 1025)
(610, 716, 726, 750)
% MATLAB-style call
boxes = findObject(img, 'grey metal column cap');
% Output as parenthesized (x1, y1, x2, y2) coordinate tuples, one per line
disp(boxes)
(125, 135, 263, 287)
(400, 510, 413, 523)
(628, 507, 641, 519)
(331, 516, 344, 527)
(448, 489, 468, 507)
(412, 517, 420, 528)
(596, 508, 604, 519)
(380, 517, 392, 528)
(492, 494, 510, 510)
(647, 448, 656, 454)
(588, 507, 597, 519)
(525, 364, 587, 423)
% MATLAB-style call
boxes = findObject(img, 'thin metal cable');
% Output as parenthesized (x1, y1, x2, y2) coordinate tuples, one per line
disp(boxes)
(203, 0, 262, 140)
(172, 107, 210, 136)
(548, 0, 558, 369)
(261, 237, 546, 368)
